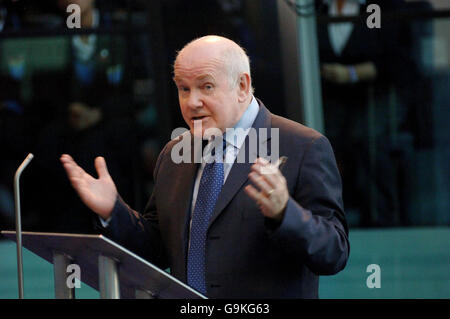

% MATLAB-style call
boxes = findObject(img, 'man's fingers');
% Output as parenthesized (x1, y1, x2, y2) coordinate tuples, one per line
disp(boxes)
(61, 154, 109, 180)
(60, 154, 85, 179)
(60, 154, 74, 160)
(248, 172, 273, 197)
(60, 154, 75, 167)
(245, 184, 271, 208)
(251, 162, 283, 187)
(95, 156, 110, 179)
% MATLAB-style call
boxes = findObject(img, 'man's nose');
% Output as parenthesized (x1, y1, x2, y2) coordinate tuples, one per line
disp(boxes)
(185, 90, 203, 109)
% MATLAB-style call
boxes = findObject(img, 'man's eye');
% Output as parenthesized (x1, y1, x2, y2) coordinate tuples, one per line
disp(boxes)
(204, 84, 213, 90)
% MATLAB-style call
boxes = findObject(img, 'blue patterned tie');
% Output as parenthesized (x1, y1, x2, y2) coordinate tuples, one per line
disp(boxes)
(187, 142, 225, 295)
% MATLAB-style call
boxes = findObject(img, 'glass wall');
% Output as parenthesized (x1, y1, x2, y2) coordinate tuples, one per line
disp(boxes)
(0, 0, 448, 232)
(314, 0, 449, 228)
(0, 0, 165, 233)
(0, 0, 285, 234)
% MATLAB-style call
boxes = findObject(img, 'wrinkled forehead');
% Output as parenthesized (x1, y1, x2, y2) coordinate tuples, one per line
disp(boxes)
(173, 50, 227, 83)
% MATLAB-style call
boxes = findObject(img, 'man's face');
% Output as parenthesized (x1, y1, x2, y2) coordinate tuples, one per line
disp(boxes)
(173, 44, 245, 138)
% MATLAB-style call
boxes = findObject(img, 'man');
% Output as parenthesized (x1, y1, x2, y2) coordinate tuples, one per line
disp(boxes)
(60, 35, 349, 298)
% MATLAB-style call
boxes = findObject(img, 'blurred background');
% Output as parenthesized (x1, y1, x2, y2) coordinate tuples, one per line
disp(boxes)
(0, 0, 448, 298)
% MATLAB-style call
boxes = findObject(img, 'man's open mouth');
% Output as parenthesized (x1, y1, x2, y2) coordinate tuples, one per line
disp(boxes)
(192, 116, 208, 121)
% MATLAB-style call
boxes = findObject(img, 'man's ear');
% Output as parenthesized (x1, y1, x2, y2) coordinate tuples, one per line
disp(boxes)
(237, 73, 251, 103)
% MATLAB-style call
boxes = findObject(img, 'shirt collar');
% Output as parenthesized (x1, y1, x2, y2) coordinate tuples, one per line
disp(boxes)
(224, 96, 259, 150)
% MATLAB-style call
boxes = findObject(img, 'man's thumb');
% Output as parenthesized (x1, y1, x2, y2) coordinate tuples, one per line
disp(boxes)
(95, 156, 109, 179)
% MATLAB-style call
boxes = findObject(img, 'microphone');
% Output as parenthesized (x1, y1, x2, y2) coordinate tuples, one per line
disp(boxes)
(14, 153, 34, 299)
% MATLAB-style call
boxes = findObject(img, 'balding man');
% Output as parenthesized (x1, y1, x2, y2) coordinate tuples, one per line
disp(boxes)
(60, 35, 349, 298)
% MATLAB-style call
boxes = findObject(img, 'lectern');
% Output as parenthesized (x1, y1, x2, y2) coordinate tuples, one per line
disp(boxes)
(1, 231, 206, 299)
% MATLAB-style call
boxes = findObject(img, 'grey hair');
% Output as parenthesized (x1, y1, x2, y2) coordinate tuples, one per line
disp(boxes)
(221, 44, 254, 94)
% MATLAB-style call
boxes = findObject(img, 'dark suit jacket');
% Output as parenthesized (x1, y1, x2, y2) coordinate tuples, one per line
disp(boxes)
(105, 99, 349, 298)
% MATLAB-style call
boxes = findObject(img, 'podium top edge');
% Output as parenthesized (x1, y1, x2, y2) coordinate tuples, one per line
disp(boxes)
(1, 230, 104, 240)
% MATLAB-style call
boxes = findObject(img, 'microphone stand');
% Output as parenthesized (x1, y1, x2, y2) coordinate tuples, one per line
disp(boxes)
(14, 153, 34, 299)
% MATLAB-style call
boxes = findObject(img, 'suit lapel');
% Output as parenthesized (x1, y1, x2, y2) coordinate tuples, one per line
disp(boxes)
(208, 100, 272, 228)
(176, 133, 202, 282)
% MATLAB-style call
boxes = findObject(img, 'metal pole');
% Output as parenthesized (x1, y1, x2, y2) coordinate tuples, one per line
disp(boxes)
(98, 255, 120, 299)
(296, 0, 325, 133)
(368, 85, 378, 224)
(277, 0, 304, 123)
(53, 252, 75, 299)
(13, 153, 34, 299)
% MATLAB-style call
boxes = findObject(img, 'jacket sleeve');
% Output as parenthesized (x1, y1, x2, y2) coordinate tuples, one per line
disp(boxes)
(101, 144, 169, 269)
(267, 135, 350, 275)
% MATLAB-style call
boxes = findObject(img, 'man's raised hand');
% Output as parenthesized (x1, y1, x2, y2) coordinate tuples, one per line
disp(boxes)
(60, 154, 118, 220)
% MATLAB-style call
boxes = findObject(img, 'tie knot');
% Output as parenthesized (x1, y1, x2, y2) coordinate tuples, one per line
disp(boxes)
(205, 137, 227, 159)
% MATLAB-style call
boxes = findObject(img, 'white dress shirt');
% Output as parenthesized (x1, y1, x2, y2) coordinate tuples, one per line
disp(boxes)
(328, 0, 361, 56)
(190, 96, 260, 213)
